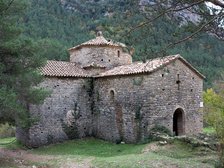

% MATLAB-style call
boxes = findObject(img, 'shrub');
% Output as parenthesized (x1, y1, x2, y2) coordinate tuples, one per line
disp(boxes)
(151, 125, 172, 136)
(0, 123, 15, 138)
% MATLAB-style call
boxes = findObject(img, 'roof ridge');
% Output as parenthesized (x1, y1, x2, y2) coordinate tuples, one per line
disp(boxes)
(94, 54, 205, 79)
(68, 34, 126, 51)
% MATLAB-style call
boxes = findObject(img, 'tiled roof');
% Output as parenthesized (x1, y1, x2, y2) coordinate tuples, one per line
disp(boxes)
(41, 60, 90, 77)
(40, 55, 205, 79)
(96, 55, 205, 79)
(68, 33, 126, 51)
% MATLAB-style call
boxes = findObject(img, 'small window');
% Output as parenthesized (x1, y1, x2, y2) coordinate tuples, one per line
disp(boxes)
(192, 77, 195, 80)
(109, 59, 111, 62)
(176, 74, 181, 90)
(117, 50, 120, 57)
(162, 74, 164, 77)
(101, 59, 103, 62)
(110, 90, 115, 100)
(191, 89, 193, 92)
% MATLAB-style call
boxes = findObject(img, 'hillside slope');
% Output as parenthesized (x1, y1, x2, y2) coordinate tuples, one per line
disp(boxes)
(22, 0, 224, 87)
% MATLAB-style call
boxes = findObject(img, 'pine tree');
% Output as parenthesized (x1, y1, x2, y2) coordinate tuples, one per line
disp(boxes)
(0, 0, 48, 127)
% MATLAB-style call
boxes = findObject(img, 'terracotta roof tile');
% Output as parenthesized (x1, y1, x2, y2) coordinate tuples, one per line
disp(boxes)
(96, 55, 205, 79)
(68, 34, 126, 51)
(40, 55, 205, 79)
(41, 60, 90, 77)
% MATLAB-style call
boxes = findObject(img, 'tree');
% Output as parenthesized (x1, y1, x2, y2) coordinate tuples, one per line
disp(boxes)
(0, 0, 48, 127)
(204, 87, 224, 167)
(106, 0, 224, 87)
(129, 0, 224, 48)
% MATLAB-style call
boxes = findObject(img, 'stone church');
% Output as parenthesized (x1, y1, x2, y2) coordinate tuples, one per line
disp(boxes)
(16, 32, 204, 147)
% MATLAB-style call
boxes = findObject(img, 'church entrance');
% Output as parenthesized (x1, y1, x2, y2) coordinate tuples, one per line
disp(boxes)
(173, 108, 185, 136)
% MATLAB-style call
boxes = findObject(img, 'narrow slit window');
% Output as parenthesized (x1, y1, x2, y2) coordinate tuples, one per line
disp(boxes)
(110, 90, 115, 100)
(176, 74, 181, 90)
(117, 50, 120, 57)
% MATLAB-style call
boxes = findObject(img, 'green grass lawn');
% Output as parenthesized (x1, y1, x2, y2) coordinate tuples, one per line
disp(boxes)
(0, 137, 218, 168)
(32, 138, 218, 168)
(33, 137, 145, 157)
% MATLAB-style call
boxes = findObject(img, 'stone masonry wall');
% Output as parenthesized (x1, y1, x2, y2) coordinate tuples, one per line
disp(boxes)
(93, 59, 203, 143)
(16, 59, 203, 147)
(69, 46, 132, 68)
(16, 77, 93, 147)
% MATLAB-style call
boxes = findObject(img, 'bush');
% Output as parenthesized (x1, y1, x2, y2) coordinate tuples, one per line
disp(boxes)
(139, 125, 173, 144)
(0, 123, 15, 138)
(151, 125, 172, 136)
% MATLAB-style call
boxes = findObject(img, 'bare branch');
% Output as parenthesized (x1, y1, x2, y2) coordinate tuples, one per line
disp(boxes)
(161, 10, 224, 52)
(128, 0, 205, 34)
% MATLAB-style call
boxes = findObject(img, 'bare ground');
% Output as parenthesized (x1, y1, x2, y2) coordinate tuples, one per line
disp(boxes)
(0, 147, 93, 168)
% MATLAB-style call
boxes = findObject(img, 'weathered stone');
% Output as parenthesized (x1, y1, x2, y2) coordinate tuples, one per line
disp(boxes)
(16, 33, 204, 147)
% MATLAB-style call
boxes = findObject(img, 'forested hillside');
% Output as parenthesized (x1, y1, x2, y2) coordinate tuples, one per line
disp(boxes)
(22, 0, 224, 88)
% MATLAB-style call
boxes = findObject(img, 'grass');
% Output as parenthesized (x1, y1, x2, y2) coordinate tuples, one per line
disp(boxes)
(30, 137, 218, 168)
(203, 127, 216, 134)
(0, 137, 24, 150)
(0, 137, 16, 144)
(93, 140, 217, 168)
(0, 137, 219, 168)
(33, 137, 145, 157)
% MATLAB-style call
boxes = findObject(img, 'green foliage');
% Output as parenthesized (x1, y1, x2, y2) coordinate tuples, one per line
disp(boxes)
(151, 125, 172, 136)
(14, 0, 224, 88)
(61, 121, 79, 140)
(203, 127, 216, 135)
(133, 76, 144, 86)
(85, 78, 94, 97)
(134, 105, 142, 120)
(1, 0, 223, 126)
(0, 0, 48, 127)
(0, 123, 15, 138)
(0, 137, 25, 150)
(203, 87, 224, 166)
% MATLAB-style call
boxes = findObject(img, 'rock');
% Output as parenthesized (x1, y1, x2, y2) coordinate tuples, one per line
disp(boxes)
(158, 141, 167, 145)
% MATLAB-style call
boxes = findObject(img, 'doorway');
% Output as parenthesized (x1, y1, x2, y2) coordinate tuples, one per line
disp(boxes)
(173, 108, 185, 136)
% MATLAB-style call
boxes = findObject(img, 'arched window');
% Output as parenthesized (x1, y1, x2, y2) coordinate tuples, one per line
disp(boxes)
(110, 90, 115, 100)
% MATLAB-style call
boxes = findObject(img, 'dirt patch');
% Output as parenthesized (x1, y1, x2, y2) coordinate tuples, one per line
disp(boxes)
(0, 148, 54, 168)
(0, 148, 93, 168)
(142, 142, 174, 153)
(142, 142, 159, 153)
(60, 158, 93, 168)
